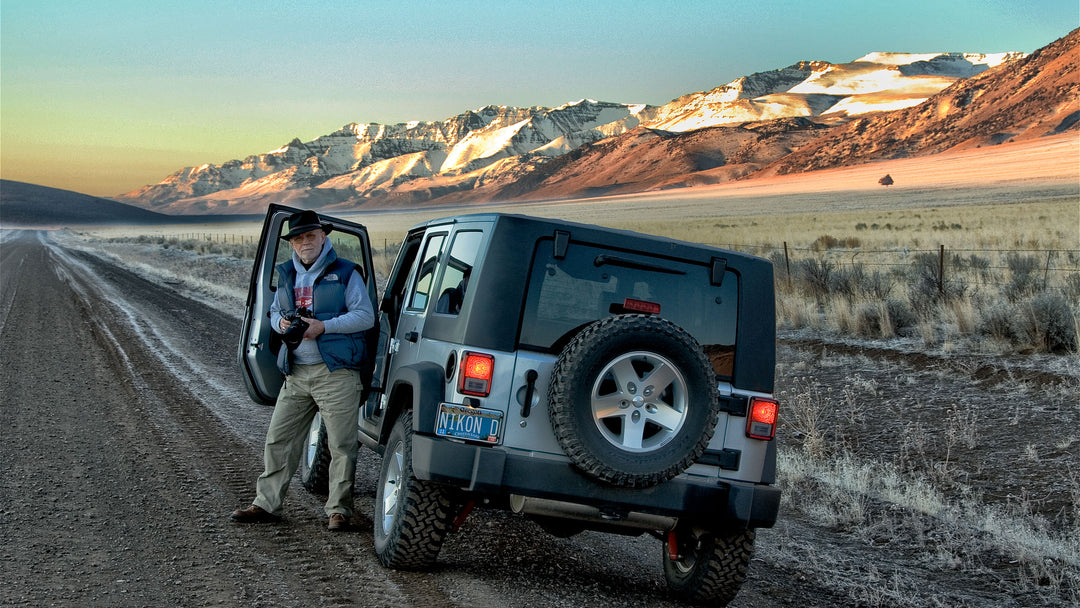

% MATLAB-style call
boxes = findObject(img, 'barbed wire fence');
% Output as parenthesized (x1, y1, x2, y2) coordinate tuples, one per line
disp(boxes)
(721, 241, 1080, 295)
(134, 233, 1080, 295)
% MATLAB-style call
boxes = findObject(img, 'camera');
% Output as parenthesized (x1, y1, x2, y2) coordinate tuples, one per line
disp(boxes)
(281, 307, 313, 350)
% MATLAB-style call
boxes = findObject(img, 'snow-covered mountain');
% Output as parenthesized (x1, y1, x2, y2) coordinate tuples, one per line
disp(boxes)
(761, 32, 1079, 175)
(646, 53, 1022, 131)
(116, 49, 1028, 214)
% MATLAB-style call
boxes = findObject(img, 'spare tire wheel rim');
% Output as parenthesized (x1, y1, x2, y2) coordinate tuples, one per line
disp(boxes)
(590, 350, 689, 452)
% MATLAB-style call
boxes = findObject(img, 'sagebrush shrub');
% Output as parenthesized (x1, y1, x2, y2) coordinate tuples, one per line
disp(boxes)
(978, 301, 1021, 343)
(1020, 292, 1078, 353)
(1064, 273, 1080, 300)
(768, 251, 789, 287)
(1005, 253, 1042, 300)
(966, 254, 992, 282)
(810, 234, 861, 251)
(858, 267, 893, 300)
(827, 266, 857, 299)
(825, 265, 892, 301)
(854, 302, 886, 338)
(886, 298, 917, 332)
(908, 253, 969, 316)
(795, 258, 833, 300)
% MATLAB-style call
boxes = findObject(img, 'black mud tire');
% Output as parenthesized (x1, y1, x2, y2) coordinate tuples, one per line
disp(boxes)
(373, 410, 458, 570)
(548, 315, 721, 487)
(299, 412, 330, 495)
(663, 527, 755, 606)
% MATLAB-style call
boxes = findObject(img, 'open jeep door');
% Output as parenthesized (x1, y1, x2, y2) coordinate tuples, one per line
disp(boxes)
(238, 203, 378, 405)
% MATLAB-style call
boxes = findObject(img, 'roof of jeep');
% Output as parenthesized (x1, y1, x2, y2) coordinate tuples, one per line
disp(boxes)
(408, 212, 767, 265)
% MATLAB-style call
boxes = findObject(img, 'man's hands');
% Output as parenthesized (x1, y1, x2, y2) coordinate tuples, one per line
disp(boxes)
(302, 317, 325, 340)
(279, 316, 326, 340)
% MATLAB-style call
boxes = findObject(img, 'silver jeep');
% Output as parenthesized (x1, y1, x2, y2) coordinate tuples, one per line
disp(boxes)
(240, 204, 780, 606)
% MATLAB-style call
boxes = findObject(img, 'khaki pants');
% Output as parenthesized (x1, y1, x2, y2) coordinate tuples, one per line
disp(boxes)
(253, 364, 362, 517)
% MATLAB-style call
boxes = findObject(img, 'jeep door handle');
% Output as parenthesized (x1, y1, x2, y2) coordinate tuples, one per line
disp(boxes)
(404, 331, 419, 342)
(520, 369, 538, 418)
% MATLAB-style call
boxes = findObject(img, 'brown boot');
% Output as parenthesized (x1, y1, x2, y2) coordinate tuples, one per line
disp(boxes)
(328, 513, 348, 531)
(230, 505, 282, 523)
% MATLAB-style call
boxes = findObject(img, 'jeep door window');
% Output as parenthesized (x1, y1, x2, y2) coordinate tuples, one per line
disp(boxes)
(407, 233, 446, 311)
(380, 232, 423, 332)
(520, 241, 739, 378)
(433, 230, 482, 316)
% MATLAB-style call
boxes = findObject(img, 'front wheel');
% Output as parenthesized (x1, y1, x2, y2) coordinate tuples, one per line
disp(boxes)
(299, 412, 330, 495)
(373, 410, 458, 570)
(663, 527, 755, 606)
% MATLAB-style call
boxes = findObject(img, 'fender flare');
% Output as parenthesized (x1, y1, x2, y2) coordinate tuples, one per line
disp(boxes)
(381, 361, 446, 445)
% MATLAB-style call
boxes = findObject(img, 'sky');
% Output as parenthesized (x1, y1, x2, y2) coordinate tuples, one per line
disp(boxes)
(1, 0, 1077, 198)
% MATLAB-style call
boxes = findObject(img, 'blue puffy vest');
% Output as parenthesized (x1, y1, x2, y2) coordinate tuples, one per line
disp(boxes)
(275, 254, 367, 374)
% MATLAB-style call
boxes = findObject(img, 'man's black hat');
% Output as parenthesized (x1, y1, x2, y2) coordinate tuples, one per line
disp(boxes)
(280, 210, 333, 240)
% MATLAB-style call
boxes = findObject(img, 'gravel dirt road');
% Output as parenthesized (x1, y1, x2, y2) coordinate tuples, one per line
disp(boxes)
(1, 229, 1074, 607)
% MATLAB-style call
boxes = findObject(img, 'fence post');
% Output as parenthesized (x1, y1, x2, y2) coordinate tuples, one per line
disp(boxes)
(1043, 250, 1053, 288)
(938, 244, 945, 296)
(783, 241, 791, 288)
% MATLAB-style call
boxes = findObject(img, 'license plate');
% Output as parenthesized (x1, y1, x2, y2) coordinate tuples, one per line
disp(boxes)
(435, 403, 503, 444)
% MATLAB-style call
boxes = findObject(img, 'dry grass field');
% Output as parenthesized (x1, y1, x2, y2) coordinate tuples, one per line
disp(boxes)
(57, 134, 1079, 606)
(77, 133, 1080, 355)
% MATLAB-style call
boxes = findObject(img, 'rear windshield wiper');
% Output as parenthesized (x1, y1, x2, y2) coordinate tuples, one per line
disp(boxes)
(593, 254, 686, 275)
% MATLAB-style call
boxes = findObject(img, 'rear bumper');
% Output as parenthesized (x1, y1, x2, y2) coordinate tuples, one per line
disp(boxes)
(411, 434, 780, 529)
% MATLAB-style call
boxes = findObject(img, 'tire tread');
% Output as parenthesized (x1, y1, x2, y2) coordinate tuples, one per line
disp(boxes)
(375, 410, 458, 570)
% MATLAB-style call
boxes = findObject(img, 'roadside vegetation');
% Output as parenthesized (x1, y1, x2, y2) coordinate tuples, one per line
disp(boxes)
(613, 198, 1079, 355)
(770, 353, 1079, 606)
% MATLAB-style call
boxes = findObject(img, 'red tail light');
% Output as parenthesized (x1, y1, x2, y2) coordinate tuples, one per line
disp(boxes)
(623, 297, 661, 314)
(746, 397, 778, 440)
(459, 351, 494, 397)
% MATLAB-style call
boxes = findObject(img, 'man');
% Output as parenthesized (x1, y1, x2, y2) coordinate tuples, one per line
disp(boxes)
(231, 210, 374, 531)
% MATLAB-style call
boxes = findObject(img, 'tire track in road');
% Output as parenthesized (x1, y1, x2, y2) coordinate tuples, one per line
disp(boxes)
(0, 229, 31, 334)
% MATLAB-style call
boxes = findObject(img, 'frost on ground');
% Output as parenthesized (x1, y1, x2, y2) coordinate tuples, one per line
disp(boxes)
(772, 339, 1080, 607)
(52, 230, 250, 318)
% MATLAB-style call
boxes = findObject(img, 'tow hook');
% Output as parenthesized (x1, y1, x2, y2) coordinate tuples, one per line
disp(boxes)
(453, 500, 476, 532)
(667, 530, 680, 561)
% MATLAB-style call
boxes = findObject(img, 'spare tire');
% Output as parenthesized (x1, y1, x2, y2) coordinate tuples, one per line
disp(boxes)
(548, 315, 721, 487)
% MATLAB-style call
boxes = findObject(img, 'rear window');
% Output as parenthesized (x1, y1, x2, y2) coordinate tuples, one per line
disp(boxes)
(519, 240, 738, 378)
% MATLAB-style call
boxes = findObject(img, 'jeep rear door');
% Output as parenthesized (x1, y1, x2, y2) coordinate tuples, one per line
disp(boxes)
(238, 203, 377, 405)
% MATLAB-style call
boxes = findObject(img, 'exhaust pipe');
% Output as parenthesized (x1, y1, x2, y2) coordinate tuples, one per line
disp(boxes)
(509, 494, 677, 531)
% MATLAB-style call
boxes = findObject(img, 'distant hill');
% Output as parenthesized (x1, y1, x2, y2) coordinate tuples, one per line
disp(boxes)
(0, 180, 256, 225)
